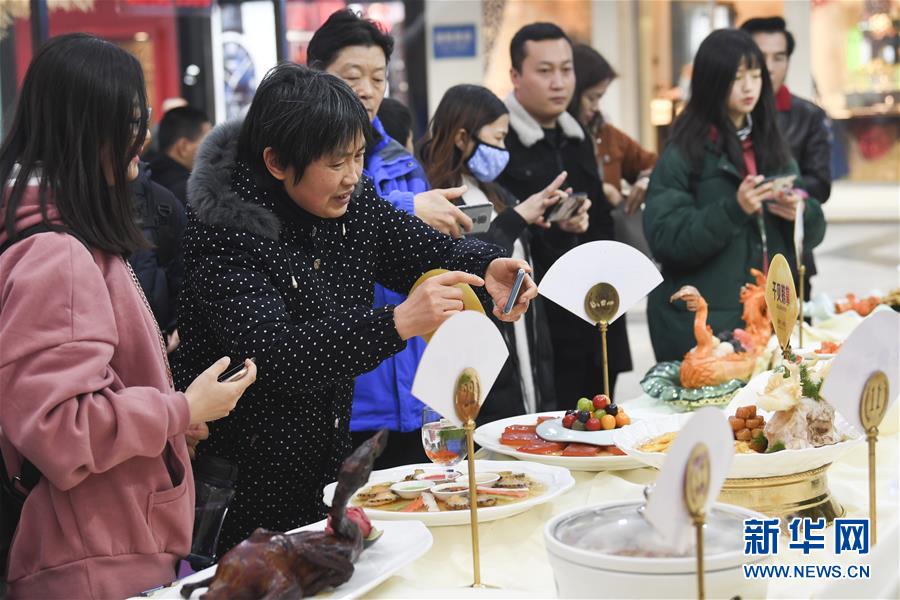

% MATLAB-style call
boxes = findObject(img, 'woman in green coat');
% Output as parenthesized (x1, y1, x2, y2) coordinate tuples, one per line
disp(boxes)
(644, 29, 826, 361)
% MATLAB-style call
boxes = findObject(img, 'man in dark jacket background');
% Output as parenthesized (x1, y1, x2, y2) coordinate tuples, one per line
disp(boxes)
(130, 162, 186, 346)
(742, 17, 832, 293)
(148, 106, 212, 206)
(497, 22, 631, 406)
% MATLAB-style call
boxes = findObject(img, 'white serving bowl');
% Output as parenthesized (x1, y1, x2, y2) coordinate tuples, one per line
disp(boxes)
(429, 482, 471, 501)
(544, 501, 769, 599)
(453, 472, 500, 487)
(389, 480, 434, 499)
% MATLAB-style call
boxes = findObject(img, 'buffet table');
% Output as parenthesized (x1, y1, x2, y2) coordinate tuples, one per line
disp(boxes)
(366, 402, 900, 599)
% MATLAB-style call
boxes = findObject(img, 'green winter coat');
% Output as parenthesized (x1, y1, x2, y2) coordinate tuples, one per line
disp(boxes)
(643, 142, 826, 362)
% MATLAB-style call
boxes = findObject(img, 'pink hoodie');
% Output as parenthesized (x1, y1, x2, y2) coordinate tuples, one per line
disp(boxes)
(0, 188, 194, 599)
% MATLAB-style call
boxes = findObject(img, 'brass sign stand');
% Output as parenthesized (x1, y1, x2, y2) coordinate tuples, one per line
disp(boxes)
(584, 282, 620, 400)
(684, 443, 711, 600)
(798, 264, 806, 349)
(454, 367, 487, 587)
(860, 371, 888, 546)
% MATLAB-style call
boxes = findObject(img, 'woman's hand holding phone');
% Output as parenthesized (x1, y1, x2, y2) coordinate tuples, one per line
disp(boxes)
(184, 356, 257, 424)
(485, 258, 537, 322)
(737, 175, 773, 215)
(515, 171, 567, 228)
(766, 188, 800, 221)
(558, 194, 591, 234)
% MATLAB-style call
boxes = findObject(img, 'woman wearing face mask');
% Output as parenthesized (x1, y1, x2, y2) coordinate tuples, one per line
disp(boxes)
(0, 34, 255, 598)
(643, 29, 826, 361)
(419, 84, 573, 421)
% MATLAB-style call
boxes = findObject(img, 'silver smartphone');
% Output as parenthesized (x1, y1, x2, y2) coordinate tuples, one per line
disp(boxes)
(458, 203, 493, 234)
(503, 268, 527, 314)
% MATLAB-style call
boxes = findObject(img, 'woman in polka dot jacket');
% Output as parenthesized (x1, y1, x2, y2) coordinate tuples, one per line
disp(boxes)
(173, 64, 537, 555)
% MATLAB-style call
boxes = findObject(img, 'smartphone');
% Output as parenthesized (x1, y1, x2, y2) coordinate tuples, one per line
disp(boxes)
(759, 174, 796, 195)
(458, 203, 493, 234)
(503, 268, 527, 314)
(545, 192, 587, 223)
(218, 358, 256, 383)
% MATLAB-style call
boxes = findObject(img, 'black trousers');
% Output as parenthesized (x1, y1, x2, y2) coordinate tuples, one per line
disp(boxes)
(551, 343, 620, 410)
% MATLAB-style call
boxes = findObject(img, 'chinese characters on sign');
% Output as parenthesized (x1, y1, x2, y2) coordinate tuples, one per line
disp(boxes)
(743, 518, 870, 556)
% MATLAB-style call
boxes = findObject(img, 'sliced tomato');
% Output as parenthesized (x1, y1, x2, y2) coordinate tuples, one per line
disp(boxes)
(500, 431, 540, 446)
(605, 445, 626, 456)
(516, 441, 567, 455)
(561, 443, 602, 457)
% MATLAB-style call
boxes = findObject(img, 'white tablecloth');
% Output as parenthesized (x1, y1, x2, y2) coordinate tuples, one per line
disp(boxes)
(366, 403, 900, 599)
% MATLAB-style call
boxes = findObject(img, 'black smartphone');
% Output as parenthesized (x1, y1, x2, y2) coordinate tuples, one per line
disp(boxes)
(217, 358, 256, 383)
(458, 203, 493, 234)
(545, 192, 587, 223)
(503, 268, 527, 314)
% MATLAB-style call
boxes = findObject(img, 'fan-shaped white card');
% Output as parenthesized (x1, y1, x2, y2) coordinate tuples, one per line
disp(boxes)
(643, 407, 734, 554)
(821, 310, 899, 434)
(538, 240, 662, 325)
(411, 311, 509, 427)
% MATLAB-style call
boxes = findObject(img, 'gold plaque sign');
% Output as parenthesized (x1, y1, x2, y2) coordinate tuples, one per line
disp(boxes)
(454, 367, 482, 423)
(764, 254, 799, 352)
(860, 371, 889, 431)
(584, 282, 620, 323)
(684, 443, 711, 517)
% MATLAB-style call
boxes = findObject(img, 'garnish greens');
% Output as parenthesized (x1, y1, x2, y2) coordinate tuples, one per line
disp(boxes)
(799, 363, 823, 401)
(766, 441, 786, 454)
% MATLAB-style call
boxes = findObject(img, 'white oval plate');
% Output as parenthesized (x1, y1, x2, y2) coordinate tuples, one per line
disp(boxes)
(614, 371, 863, 479)
(536, 417, 640, 446)
(323, 460, 575, 527)
(473, 412, 646, 471)
(143, 519, 433, 600)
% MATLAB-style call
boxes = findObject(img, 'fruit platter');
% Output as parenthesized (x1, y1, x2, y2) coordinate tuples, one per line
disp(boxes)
(618, 359, 863, 479)
(474, 401, 647, 471)
(322, 460, 575, 527)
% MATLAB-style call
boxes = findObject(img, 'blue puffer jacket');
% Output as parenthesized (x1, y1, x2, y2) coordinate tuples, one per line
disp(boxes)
(350, 117, 431, 433)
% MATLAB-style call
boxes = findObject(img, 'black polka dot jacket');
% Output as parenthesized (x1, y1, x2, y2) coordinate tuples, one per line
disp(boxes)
(172, 121, 505, 552)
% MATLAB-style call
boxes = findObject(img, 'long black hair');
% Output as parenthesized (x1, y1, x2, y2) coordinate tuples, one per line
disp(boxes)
(568, 43, 617, 131)
(418, 84, 508, 210)
(0, 33, 149, 254)
(668, 29, 791, 175)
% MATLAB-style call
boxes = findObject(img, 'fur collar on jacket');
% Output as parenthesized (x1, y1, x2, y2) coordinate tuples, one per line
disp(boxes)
(187, 120, 282, 241)
(504, 92, 585, 148)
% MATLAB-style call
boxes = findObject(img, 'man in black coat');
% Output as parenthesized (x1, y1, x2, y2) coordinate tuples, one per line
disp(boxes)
(742, 17, 832, 293)
(497, 23, 630, 407)
(130, 162, 186, 344)
(174, 65, 537, 554)
(148, 106, 212, 206)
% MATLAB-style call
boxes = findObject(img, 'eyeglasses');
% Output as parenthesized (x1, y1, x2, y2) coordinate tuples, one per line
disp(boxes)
(130, 107, 153, 133)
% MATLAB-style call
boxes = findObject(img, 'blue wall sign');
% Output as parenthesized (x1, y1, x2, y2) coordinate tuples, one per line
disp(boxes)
(432, 24, 477, 59)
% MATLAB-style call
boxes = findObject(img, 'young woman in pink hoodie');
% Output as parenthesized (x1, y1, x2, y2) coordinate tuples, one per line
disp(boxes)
(0, 34, 257, 599)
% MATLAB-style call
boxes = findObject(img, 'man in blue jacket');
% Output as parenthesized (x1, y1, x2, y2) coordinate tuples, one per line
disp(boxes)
(308, 9, 477, 467)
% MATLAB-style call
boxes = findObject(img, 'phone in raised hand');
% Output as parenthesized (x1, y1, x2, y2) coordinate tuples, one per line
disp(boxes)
(503, 268, 527, 315)
(217, 358, 256, 383)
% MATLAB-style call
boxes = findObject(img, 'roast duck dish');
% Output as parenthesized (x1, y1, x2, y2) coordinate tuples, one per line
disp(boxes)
(670, 269, 772, 388)
(181, 430, 388, 599)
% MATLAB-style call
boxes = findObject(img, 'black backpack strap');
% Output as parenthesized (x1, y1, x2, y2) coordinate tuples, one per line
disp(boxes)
(0, 223, 89, 257)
